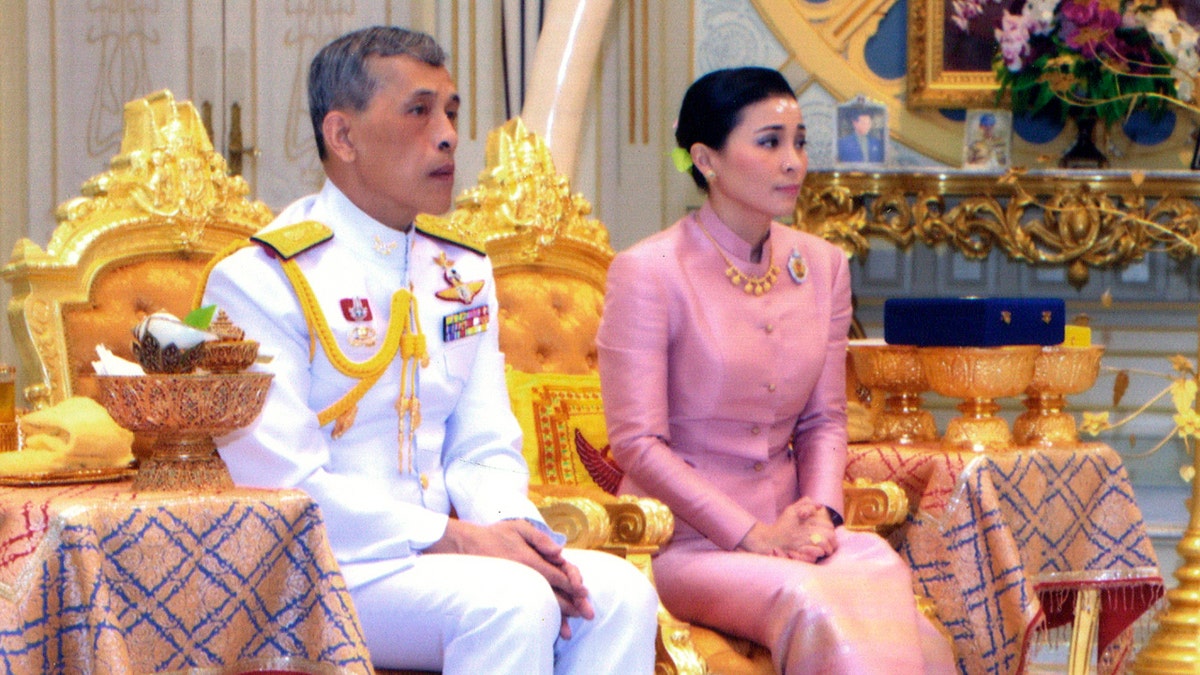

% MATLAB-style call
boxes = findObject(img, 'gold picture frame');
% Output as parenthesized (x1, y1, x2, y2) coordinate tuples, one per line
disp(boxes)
(907, 0, 1006, 108)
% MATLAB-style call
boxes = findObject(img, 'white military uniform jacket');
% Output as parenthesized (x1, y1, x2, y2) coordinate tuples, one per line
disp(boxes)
(204, 180, 543, 590)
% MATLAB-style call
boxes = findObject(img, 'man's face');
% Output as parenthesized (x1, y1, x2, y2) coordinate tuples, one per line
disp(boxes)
(852, 113, 872, 136)
(340, 55, 461, 229)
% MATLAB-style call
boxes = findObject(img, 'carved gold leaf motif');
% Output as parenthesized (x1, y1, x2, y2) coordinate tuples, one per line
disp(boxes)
(796, 170, 1200, 288)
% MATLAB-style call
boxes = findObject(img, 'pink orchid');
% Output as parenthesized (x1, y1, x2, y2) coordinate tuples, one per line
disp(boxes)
(995, 12, 1032, 71)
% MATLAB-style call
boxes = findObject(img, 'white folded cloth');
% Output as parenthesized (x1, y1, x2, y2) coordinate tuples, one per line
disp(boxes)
(92, 344, 145, 376)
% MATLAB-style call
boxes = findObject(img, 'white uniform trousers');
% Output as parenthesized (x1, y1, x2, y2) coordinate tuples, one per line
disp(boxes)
(353, 548, 659, 674)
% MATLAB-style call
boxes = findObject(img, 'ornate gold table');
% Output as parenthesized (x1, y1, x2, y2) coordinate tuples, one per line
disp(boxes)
(0, 480, 372, 674)
(846, 442, 1163, 675)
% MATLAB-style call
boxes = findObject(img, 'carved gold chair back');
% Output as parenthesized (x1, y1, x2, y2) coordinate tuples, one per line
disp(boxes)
(2, 90, 273, 409)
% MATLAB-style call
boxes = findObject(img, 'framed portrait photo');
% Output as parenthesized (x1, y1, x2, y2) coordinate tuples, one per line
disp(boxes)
(907, 0, 1006, 108)
(835, 97, 887, 167)
(962, 109, 1011, 170)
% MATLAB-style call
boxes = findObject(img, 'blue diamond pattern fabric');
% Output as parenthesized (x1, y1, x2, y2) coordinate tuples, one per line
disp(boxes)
(846, 443, 1162, 675)
(0, 483, 372, 674)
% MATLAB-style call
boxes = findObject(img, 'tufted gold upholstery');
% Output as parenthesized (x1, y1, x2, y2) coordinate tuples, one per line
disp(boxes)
(496, 269, 604, 375)
(2, 90, 273, 410)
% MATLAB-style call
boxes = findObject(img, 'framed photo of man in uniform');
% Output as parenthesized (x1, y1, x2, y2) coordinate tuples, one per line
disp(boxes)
(835, 97, 887, 167)
(962, 109, 1011, 171)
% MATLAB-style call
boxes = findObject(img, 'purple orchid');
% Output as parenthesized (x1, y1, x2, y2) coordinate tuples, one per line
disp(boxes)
(1060, 0, 1123, 58)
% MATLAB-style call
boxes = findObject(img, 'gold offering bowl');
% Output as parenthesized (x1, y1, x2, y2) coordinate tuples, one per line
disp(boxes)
(919, 346, 1041, 452)
(199, 340, 260, 374)
(1012, 345, 1104, 446)
(848, 342, 936, 444)
(96, 373, 272, 491)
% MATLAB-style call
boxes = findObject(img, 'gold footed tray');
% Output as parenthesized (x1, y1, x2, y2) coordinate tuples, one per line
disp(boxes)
(848, 341, 937, 444)
(1012, 345, 1104, 446)
(96, 373, 272, 491)
(920, 345, 1041, 452)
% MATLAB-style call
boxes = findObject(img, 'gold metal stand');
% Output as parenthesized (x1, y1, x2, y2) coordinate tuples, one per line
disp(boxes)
(1131, 320, 1200, 673)
(1129, 479, 1200, 672)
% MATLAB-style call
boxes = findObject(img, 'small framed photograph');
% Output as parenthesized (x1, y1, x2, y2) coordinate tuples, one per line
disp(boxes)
(835, 96, 887, 167)
(962, 109, 1011, 171)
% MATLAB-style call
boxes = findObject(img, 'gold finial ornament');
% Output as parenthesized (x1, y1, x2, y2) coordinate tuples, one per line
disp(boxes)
(449, 118, 614, 289)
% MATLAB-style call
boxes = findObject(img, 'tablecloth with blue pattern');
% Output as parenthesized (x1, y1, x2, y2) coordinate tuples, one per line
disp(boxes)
(846, 442, 1163, 675)
(0, 481, 372, 674)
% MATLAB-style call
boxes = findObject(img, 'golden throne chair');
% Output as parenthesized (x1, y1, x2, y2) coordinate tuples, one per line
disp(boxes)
(2, 90, 274, 410)
(448, 119, 915, 675)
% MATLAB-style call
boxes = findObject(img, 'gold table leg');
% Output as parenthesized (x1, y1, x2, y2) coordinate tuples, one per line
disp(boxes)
(1068, 588, 1100, 675)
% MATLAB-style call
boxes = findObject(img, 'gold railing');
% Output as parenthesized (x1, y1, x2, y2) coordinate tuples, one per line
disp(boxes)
(796, 169, 1200, 288)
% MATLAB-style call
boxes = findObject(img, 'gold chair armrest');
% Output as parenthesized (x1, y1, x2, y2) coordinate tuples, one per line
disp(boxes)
(530, 485, 701, 674)
(532, 492, 612, 549)
(602, 494, 674, 549)
(844, 478, 909, 532)
(530, 484, 675, 551)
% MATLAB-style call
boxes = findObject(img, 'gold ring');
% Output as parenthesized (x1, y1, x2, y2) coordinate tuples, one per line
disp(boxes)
(810, 533, 824, 545)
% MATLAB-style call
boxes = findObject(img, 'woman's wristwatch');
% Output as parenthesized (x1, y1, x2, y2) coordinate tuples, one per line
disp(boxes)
(824, 505, 844, 528)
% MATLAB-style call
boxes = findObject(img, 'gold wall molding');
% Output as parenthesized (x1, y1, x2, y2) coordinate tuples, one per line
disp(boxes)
(797, 170, 1200, 288)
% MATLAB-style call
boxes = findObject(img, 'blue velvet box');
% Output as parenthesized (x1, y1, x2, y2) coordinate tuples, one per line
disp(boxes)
(883, 297, 1065, 347)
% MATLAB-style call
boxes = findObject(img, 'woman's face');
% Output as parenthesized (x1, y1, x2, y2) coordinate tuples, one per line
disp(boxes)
(705, 95, 807, 224)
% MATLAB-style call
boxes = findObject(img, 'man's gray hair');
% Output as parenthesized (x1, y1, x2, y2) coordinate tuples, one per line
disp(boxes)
(308, 26, 447, 160)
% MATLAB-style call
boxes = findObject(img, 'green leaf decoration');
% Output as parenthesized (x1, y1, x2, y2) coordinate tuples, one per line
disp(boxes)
(184, 305, 218, 329)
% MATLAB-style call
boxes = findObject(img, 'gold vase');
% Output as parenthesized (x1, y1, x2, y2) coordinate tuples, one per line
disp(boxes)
(96, 373, 272, 491)
(1013, 345, 1104, 446)
(848, 342, 936, 444)
(919, 346, 1040, 452)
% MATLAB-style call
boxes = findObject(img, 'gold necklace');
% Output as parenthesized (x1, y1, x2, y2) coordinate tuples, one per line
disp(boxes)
(695, 218, 779, 296)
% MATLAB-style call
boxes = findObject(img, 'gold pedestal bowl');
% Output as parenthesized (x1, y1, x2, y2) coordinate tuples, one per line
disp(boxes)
(1012, 345, 1104, 446)
(848, 341, 937, 444)
(96, 373, 272, 491)
(919, 346, 1041, 452)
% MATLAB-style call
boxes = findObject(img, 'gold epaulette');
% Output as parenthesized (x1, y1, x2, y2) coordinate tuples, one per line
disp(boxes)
(415, 214, 485, 256)
(252, 220, 334, 260)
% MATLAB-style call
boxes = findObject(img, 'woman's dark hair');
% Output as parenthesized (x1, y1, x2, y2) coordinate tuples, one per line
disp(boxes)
(308, 26, 446, 161)
(675, 67, 796, 191)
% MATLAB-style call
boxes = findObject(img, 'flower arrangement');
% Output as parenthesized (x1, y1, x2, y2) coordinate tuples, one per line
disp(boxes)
(953, 0, 1200, 125)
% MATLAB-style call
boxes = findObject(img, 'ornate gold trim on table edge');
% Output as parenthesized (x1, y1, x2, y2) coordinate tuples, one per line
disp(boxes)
(796, 170, 1200, 288)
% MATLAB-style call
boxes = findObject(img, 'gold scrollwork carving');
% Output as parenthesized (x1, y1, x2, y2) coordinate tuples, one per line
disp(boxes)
(796, 170, 1200, 288)
(535, 495, 613, 549)
(606, 494, 674, 548)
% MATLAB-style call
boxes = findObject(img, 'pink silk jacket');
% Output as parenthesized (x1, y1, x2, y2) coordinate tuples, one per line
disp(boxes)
(597, 202, 850, 550)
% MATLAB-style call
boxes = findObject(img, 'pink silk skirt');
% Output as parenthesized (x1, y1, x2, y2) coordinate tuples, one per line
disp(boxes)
(653, 529, 957, 675)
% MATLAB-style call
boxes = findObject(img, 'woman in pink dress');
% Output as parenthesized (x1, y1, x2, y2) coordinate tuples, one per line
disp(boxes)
(596, 68, 956, 674)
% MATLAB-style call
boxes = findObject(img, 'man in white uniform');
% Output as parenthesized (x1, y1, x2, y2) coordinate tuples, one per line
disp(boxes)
(203, 26, 658, 674)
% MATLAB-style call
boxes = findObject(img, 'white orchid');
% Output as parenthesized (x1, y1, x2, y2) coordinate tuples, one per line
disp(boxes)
(1022, 0, 1061, 36)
